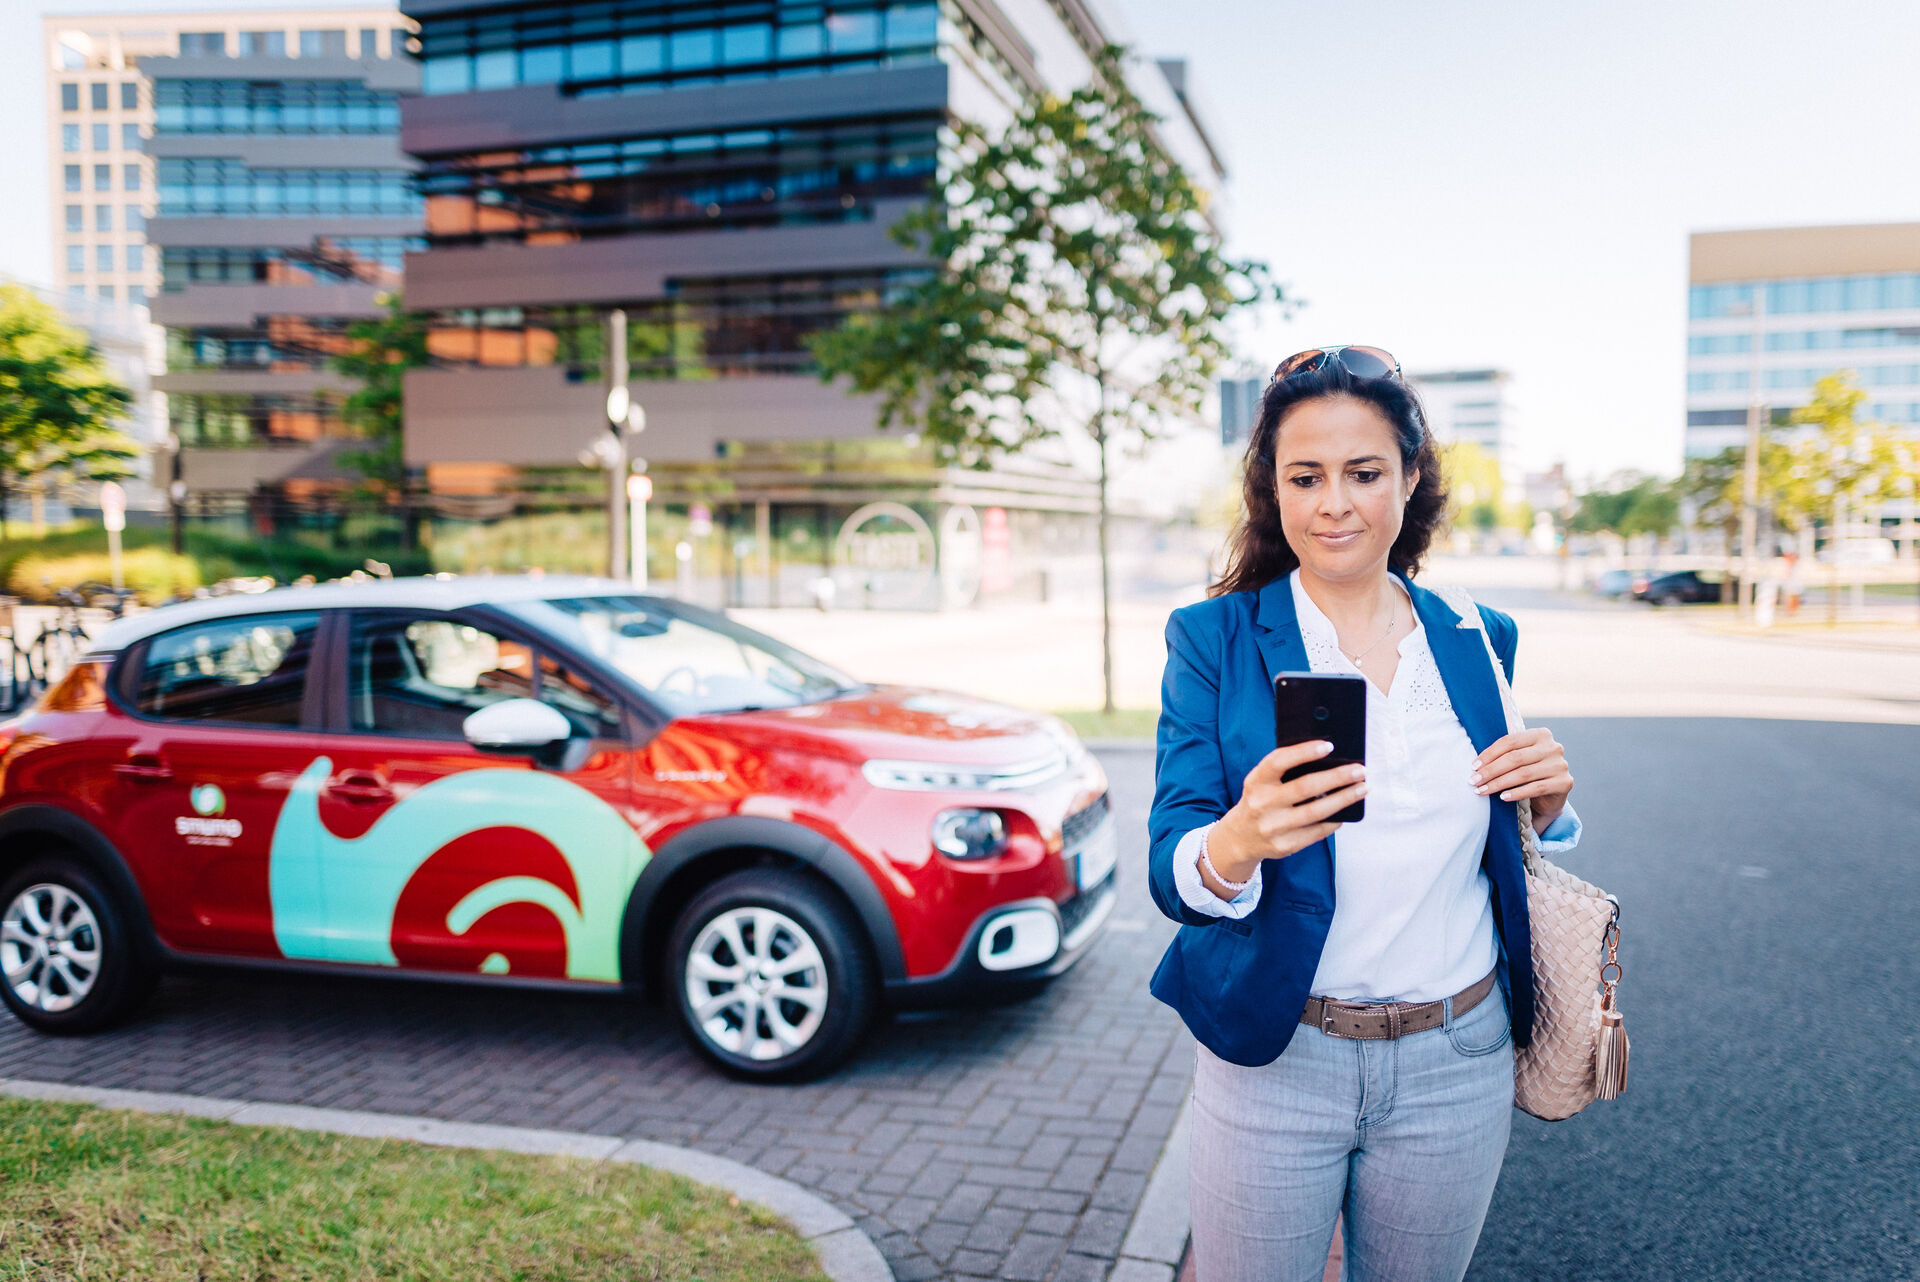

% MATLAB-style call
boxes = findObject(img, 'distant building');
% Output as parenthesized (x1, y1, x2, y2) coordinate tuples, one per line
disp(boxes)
(1218, 375, 1262, 449)
(134, 9, 418, 515)
(396, 0, 1227, 604)
(1409, 368, 1521, 507)
(1687, 223, 1920, 458)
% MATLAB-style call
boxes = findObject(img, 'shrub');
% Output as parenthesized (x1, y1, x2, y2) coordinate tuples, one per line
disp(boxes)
(6, 549, 205, 603)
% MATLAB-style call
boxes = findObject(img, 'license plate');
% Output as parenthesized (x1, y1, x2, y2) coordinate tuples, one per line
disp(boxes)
(1073, 816, 1118, 890)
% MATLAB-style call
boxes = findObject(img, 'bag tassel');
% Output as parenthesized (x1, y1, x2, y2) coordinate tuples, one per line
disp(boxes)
(1595, 921, 1629, 1101)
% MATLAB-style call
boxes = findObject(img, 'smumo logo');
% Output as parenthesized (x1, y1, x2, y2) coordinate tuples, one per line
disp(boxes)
(190, 784, 225, 816)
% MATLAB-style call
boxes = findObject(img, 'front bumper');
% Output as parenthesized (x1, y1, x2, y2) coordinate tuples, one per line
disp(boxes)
(884, 867, 1117, 1009)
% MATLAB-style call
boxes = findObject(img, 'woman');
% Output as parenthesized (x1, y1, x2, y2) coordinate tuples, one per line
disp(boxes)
(1147, 347, 1583, 1282)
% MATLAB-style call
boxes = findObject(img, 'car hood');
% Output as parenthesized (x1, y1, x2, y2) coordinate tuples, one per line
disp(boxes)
(690, 684, 1085, 769)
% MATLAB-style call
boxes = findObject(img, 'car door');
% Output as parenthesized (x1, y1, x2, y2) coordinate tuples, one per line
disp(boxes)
(94, 609, 332, 958)
(273, 608, 643, 983)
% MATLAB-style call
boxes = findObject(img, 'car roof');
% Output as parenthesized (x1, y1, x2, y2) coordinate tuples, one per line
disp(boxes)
(90, 576, 658, 655)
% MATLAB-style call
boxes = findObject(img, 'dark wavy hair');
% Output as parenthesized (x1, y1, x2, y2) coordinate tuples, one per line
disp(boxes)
(1210, 362, 1447, 598)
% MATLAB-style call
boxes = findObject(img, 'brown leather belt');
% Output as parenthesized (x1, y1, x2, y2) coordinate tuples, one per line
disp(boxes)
(1300, 970, 1498, 1041)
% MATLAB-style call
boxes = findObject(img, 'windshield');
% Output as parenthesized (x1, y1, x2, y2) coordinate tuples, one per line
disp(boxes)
(517, 595, 866, 716)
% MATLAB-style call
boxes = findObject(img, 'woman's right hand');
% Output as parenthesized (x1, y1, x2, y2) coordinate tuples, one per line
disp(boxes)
(1202, 741, 1368, 893)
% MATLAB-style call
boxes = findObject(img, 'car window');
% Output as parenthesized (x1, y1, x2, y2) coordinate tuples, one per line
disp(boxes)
(538, 653, 622, 740)
(349, 614, 534, 739)
(134, 611, 320, 727)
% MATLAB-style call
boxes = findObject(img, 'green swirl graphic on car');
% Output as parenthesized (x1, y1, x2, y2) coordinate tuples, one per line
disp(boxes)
(269, 757, 650, 982)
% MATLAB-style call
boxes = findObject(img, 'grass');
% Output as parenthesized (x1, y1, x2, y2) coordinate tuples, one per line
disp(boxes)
(0, 1097, 827, 1282)
(1050, 707, 1160, 741)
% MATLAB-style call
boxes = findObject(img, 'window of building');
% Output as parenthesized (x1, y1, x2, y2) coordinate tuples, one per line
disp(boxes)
(61, 83, 79, 111)
(179, 32, 227, 56)
(825, 11, 881, 53)
(299, 28, 348, 57)
(96, 245, 114, 272)
(66, 245, 85, 274)
(1687, 333, 1750, 356)
(161, 239, 420, 291)
(90, 82, 109, 110)
(158, 159, 416, 217)
(126, 244, 144, 273)
(62, 124, 80, 152)
(65, 165, 82, 192)
(123, 164, 142, 191)
(169, 393, 348, 445)
(135, 613, 321, 726)
(360, 27, 379, 56)
(128, 286, 146, 308)
(121, 81, 138, 110)
(153, 79, 402, 134)
(94, 164, 112, 191)
(125, 204, 145, 232)
(122, 123, 143, 150)
(92, 122, 110, 151)
(94, 205, 112, 232)
(721, 23, 771, 64)
(97, 285, 114, 302)
(65, 205, 83, 232)
(67, 284, 87, 301)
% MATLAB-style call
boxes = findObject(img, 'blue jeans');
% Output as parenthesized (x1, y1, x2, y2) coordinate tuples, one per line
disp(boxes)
(1188, 983, 1515, 1282)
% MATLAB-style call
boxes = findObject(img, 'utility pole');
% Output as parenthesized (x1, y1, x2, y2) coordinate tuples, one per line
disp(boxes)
(605, 308, 629, 581)
(1738, 291, 1767, 620)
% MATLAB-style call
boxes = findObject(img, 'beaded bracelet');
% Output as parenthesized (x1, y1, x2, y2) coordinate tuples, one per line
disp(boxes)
(1198, 823, 1252, 895)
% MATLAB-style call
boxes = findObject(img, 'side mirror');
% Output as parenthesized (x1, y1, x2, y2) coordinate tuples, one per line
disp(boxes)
(463, 699, 572, 754)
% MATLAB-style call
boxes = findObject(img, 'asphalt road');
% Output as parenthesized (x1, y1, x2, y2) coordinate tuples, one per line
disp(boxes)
(1468, 717, 1919, 1281)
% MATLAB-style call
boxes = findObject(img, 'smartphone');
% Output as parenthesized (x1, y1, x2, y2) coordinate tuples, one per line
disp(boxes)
(1273, 671, 1367, 823)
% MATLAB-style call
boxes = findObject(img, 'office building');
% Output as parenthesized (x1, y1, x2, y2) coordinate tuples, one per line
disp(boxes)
(1687, 223, 1920, 463)
(1409, 368, 1521, 508)
(137, 10, 419, 511)
(397, 0, 1224, 604)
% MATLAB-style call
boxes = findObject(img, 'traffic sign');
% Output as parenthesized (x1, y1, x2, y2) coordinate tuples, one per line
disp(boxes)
(99, 480, 126, 532)
(627, 474, 652, 502)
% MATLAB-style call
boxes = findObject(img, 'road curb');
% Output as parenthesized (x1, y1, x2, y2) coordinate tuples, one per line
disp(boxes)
(0, 1075, 893, 1282)
(1110, 1091, 1192, 1281)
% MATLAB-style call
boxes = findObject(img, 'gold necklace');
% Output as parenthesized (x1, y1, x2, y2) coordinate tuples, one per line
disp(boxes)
(1340, 596, 1400, 668)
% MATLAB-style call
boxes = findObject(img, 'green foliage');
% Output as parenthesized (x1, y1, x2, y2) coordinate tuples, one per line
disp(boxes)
(1438, 440, 1529, 531)
(330, 293, 429, 495)
(0, 521, 428, 597)
(0, 1096, 827, 1281)
(1781, 372, 1920, 525)
(0, 283, 137, 534)
(7, 548, 207, 603)
(1568, 473, 1678, 538)
(808, 45, 1281, 465)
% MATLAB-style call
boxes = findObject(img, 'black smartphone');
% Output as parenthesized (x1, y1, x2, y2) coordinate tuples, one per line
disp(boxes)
(1273, 671, 1367, 823)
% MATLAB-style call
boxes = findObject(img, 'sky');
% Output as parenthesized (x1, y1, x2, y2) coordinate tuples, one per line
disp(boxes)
(7, 0, 1920, 483)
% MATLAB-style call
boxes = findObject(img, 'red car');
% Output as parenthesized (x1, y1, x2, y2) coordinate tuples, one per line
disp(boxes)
(0, 580, 1115, 1079)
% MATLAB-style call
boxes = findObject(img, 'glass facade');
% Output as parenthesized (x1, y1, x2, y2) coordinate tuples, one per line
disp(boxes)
(161, 239, 420, 291)
(417, 0, 938, 95)
(167, 317, 357, 370)
(1690, 272, 1920, 319)
(158, 160, 417, 216)
(422, 121, 937, 244)
(155, 80, 402, 134)
(170, 393, 345, 447)
(425, 269, 930, 378)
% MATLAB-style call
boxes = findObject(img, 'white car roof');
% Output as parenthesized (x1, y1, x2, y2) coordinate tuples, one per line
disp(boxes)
(91, 575, 659, 654)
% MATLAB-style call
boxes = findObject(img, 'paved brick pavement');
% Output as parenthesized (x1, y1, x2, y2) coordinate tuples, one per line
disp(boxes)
(0, 747, 1191, 1282)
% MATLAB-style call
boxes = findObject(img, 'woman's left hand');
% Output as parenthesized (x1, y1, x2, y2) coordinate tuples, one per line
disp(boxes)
(1470, 728, 1573, 833)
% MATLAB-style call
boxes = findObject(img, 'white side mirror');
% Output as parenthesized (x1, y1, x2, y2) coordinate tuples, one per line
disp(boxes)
(463, 699, 572, 752)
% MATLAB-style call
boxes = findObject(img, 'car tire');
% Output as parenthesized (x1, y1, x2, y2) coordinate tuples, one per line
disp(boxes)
(1658, 593, 1681, 607)
(0, 856, 157, 1034)
(668, 868, 876, 1082)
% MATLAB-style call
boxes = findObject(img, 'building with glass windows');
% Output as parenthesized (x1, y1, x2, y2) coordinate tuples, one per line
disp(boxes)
(396, 0, 1226, 605)
(1687, 223, 1920, 458)
(138, 12, 420, 513)
(1408, 368, 1521, 508)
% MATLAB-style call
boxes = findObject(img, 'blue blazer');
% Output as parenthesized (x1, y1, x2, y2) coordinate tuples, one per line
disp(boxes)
(1147, 571, 1533, 1067)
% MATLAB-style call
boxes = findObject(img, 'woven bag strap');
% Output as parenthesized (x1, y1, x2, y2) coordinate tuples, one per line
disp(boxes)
(1435, 584, 1614, 904)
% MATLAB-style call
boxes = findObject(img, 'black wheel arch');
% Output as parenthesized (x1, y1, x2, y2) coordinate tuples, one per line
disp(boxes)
(622, 816, 905, 999)
(0, 806, 160, 958)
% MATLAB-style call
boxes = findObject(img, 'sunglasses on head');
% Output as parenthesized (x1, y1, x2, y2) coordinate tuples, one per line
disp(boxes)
(1268, 345, 1403, 386)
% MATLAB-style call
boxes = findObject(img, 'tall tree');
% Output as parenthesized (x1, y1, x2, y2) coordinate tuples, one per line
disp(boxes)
(809, 46, 1283, 714)
(331, 293, 429, 499)
(0, 284, 136, 538)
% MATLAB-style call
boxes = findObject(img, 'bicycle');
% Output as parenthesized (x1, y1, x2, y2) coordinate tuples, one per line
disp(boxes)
(14, 589, 95, 696)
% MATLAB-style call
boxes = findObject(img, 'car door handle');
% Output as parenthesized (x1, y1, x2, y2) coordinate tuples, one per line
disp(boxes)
(113, 755, 172, 782)
(327, 773, 393, 804)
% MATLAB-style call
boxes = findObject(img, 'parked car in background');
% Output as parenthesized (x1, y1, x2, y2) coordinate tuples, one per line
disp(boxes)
(1633, 569, 1727, 605)
(1591, 569, 1637, 598)
(0, 579, 1116, 1080)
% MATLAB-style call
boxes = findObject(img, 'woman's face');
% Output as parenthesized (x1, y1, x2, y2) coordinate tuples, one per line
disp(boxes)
(1272, 394, 1418, 585)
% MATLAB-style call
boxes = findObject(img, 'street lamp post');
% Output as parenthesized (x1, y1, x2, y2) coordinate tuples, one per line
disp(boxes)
(605, 308, 629, 581)
(1738, 292, 1768, 619)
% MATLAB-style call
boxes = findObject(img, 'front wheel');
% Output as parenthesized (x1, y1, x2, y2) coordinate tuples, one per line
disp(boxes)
(668, 868, 876, 1081)
(0, 857, 156, 1034)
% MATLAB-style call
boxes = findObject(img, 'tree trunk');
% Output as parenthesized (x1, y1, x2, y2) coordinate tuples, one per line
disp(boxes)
(1095, 366, 1115, 717)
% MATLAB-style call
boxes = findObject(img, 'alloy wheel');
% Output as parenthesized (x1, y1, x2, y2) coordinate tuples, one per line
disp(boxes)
(2, 883, 103, 1013)
(683, 906, 829, 1061)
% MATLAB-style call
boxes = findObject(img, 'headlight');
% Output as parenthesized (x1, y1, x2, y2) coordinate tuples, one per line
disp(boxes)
(931, 808, 1009, 860)
(863, 752, 1067, 791)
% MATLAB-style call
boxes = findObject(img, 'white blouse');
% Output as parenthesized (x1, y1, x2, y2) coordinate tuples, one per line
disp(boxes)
(1171, 570, 1582, 1003)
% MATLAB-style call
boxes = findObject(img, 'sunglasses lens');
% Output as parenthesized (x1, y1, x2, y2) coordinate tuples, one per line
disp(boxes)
(1339, 347, 1399, 380)
(1271, 349, 1326, 382)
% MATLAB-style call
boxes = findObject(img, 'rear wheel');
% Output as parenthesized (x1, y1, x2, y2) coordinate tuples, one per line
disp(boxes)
(668, 868, 876, 1081)
(0, 857, 156, 1034)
